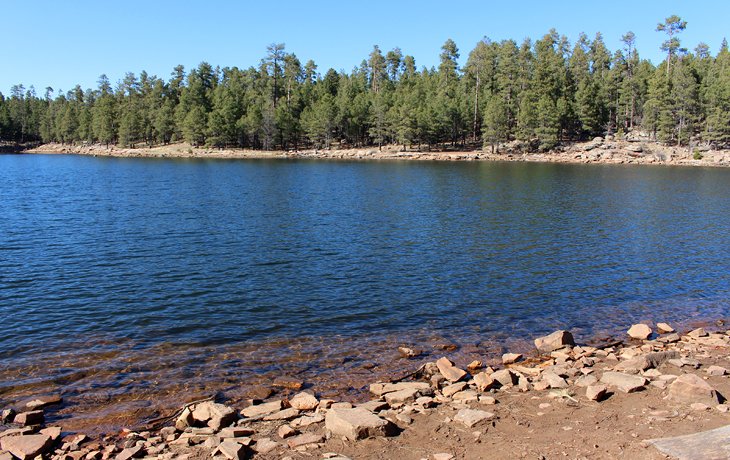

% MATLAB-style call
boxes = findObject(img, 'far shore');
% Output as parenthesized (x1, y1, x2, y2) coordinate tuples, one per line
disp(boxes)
(22, 138, 730, 168)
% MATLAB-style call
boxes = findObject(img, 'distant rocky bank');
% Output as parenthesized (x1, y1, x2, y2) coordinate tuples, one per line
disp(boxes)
(3, 321, 730, 459)
(23, 137, 730, 168)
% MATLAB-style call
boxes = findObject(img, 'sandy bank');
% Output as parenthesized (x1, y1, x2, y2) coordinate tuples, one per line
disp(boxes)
(24, 139, 730, 168)
(4, 321, 730, 459)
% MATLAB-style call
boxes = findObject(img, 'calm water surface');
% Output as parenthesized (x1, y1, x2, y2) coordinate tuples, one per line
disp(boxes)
(1, 154, 729, 430)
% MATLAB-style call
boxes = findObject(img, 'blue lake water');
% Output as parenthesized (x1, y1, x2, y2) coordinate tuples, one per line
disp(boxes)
(1, 153, 729, 430)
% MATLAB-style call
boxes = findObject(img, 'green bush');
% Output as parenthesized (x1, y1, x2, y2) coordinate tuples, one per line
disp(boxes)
(693, 149, 703, 160)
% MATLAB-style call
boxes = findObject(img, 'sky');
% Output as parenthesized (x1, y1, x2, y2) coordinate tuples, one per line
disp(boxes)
(2, 0, 727, 95)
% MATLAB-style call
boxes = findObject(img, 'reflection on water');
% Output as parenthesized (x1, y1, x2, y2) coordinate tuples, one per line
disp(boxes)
(1, 154, 730, 432)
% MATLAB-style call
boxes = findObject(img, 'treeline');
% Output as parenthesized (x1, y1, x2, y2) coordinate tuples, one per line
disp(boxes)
(1, 16, 729, 152)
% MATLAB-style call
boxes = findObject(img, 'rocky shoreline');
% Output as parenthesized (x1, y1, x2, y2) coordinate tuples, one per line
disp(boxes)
(4, 322, 730, 459)
(22, 139, 730, 168)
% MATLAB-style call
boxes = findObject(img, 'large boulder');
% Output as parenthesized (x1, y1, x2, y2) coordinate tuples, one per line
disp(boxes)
(325, 407, 396, 440)
(0, 434, 53, 460)
(667, 373, 722, 405)
(534, 330, 575, 353)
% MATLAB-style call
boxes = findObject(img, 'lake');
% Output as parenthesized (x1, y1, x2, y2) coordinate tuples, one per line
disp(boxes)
(1, 153, 729, 431)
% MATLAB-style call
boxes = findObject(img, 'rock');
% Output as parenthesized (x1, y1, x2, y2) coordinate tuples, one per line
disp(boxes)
(175, 407, 194, 430)
(272, 377, 304, 391)
(532, 380, 551, 391)
(541, 372, 568, 389)
(369, 382, 431, 397)
(251, 438, 278, 454)
(241, 400, 282, 418)
(1, 409, 16, 424)
(290, 413, 324, 428)
(667, 373, 722, 405)
(288, 392, 319, 411)
(586, 384, 608, 401)
(0, 434, 53, 460)
(657, 323, 675, 333)
(534, 330, 575, 353)
(263, 408, 299, 421)
(502, 353, 523, 365)
(453, 409, 495, 428)
(491, 369, 518, 387)
(357, 400, 389, 413)
(0, 452, 12, 460)
(219, 427, 255, 438)
(286, 433, 323, 449)
(441, 382, 468, 397)
(397, 346, 420, 358)
(39, 427, 62, 441)
(433, 454, 454, 460)
(384, 388, 422, 405)
(627, 324, 652, 340)
(615, 351, 679, 373)
(473, 373, 496, 392)
(24, 395, 63, 411)
(707, 366, 728, 376)
(688, 328, 708, 338)
(325, 408, 395, 440)
(191, 401, 237, 430)
(575, 375, 598, 388)
(626, 144, 643, 153)
(600, 372, 647, 393)
(436, 357, 467, 382)
(277, 425, 297, 439)
(13, 411, 44, 426)
(658, 333, 681, 343)
(691, 403, 711, 411)
(452, 390, 479, 402)
(115, 445, 144, 460)
(479, 396, 497, 405)
(217, 440, 248, 460)
(466, 360, 483, 370)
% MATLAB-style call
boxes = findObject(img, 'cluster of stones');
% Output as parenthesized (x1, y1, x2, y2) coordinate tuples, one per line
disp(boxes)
(2, 322, 730, 460)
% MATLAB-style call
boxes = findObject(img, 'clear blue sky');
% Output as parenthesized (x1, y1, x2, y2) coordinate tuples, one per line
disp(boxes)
(2, 0, 727, 95)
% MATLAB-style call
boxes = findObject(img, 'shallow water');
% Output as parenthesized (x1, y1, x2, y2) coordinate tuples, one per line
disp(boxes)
(1, 154, 729, 432)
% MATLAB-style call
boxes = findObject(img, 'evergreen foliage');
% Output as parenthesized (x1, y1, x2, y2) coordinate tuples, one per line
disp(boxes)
(2, 18, 729, 150)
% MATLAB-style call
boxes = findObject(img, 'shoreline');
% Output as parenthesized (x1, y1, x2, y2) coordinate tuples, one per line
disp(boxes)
(4, 318, 730, 459)
(21, 139, 730, 168)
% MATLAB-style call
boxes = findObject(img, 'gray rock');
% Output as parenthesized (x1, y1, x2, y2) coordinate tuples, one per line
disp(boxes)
(534, 330, 575, 353)
(615, 351, 679, 373)
(325, 407, 395, 440)
(453, 409, 495, 428)
(600, 372, 647, 393)
(667, 373, 722, 405)
(369, 382, 431, 397)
